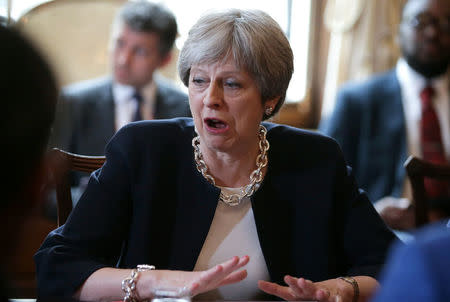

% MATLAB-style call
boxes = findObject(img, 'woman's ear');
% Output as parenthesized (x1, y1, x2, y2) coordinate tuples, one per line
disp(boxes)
(266, 96, 280, 111)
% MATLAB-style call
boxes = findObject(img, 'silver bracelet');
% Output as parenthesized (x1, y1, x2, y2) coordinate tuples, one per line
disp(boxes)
(122, 264, 155, 302)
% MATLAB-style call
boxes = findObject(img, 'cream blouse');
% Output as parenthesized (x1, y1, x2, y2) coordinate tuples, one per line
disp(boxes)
(193, 187, 270, 300)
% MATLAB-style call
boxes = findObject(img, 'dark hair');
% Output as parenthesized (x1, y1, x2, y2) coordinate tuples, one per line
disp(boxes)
(116, 1, 178, 56)
(0, 25, 57, 207)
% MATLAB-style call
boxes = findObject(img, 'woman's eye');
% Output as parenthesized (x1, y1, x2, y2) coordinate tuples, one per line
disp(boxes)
(192, 78, 206, 84)
(225, 81, 240, 88)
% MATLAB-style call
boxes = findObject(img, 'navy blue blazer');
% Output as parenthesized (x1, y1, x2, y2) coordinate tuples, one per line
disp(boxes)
(35, 118, 396, 298)
(319, 70, 407, 202)
(49, 76, 191, 156)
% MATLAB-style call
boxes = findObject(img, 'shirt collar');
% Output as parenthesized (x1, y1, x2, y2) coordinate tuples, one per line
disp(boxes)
(112, 79, 157, 106)
(112, 82, 135, 106)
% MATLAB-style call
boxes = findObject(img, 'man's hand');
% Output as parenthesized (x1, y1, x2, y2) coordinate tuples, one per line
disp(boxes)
(374, 197, 415, 230)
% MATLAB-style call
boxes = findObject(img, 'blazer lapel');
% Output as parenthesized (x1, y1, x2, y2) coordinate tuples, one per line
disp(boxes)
(250, 127, 297, 284)
(168, 127, 221, 271)
(251, 176, 294, 284)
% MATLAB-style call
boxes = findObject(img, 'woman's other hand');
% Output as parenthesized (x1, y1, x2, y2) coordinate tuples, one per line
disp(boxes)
(258, 275, 354, 302)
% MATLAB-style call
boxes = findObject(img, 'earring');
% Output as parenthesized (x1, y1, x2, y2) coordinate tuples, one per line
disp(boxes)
(265, 107, 273, 116)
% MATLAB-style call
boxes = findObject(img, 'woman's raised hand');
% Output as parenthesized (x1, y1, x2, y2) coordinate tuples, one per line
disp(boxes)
(189, 255, 250, 296)
(138, 255, 250, 299)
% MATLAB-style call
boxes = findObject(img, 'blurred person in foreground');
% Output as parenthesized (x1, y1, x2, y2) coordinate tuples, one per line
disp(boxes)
(0, 25, 57, 300)
(35, 9, 396, 302)
(319, 0, 450, 231)
(370, 220, 450, 301)
(50, 0, 190, 157)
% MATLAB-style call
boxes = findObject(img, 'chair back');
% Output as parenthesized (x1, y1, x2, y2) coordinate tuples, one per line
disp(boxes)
(50, 148, 105, 226)
(404, 155, 450, 227)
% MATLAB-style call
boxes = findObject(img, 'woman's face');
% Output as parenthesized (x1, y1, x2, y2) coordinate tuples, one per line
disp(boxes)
(189, 58, 277, 154)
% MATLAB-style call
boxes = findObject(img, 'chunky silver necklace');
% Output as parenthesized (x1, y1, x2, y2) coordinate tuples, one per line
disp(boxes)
(192, 125, 269, 206)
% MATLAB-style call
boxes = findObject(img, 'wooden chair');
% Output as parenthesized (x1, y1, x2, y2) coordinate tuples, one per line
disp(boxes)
(404, 155, 450, 227)
(49, 148, 105, 226)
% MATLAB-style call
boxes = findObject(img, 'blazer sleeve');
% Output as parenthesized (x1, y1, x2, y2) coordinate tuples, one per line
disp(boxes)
(333, 143, 398, 278)
(253, 127, 396, 282)
(35, 126, 135, 298)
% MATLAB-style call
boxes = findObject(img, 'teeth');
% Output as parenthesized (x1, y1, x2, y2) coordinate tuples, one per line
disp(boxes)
(206, 119, 225, 129)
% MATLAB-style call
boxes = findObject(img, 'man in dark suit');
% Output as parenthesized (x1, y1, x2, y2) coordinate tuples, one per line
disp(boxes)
(50, 1, 190, 157)
(319, 0, 450, 230)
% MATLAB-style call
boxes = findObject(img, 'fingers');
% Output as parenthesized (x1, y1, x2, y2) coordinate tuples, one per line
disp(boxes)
(219, 269, 248, 286)
(284, 276, 308, 297)
(220, 255, 249, 271)
(212, 255, 249, 278)
(238, 255, 250, 266)
(286, 276, 325, 300)
(190, 256, 249, 296)
(258, 280, 296, 301)
(296, 277, 317, 298)
(294, 277, 330, 302)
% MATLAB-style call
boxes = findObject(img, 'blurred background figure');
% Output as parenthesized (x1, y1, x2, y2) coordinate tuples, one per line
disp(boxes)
(319, 0, 450, 232)
(370, 220, 450, 302)
(49, 0, 190, 158)
(0, 25, 57, 299)
(46, 1, 191, 211)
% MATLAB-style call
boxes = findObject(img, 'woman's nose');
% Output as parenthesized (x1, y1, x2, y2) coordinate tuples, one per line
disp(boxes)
(203, 82, 223, 108)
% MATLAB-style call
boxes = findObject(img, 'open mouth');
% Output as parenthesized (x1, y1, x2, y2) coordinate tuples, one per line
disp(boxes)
(204, 118, 228, 130)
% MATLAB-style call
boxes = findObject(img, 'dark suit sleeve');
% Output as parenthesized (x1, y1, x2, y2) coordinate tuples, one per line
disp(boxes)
(318, 86, 362, 171)
(35, 126, 135, 298)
